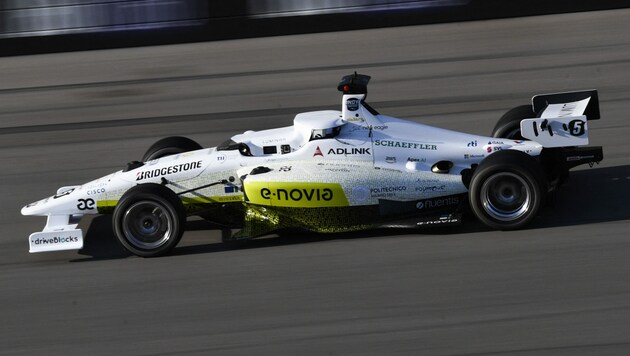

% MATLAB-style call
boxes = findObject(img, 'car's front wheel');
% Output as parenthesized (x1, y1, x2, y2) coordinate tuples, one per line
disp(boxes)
(113, 184, 186, 257)
(469, 150, 546, 230)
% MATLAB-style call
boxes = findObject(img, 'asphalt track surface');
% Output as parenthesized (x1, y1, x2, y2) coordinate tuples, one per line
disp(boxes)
(2, 9, 630, 355)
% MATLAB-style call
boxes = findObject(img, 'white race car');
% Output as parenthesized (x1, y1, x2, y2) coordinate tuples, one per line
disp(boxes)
(22, 73, 603, 257)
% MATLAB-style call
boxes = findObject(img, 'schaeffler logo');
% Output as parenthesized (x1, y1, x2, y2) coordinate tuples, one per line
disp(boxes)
(374, 140, 438, 150)
(313, 146, 324, 157)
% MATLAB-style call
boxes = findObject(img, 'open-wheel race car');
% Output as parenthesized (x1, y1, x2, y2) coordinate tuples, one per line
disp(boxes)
(22, 73, 603, 257)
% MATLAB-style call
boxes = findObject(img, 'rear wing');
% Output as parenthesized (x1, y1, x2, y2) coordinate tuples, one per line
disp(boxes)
(520, 90, 600, 148)
(533, 89, 600, 121)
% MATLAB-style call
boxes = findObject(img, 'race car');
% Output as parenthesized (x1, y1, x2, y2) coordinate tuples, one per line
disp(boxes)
(21, 73, 603, 257)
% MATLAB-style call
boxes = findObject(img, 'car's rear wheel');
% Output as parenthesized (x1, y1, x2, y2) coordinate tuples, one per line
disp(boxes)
(492, 105, 536, 139)
(142, 136, 202, 161)
(113, 184, 186, 257)
(469, 150, 546, 230)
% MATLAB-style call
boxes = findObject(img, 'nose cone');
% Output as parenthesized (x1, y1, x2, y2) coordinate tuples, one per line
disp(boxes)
(21, 203, 36, 216)
(21, 186, 83, 216)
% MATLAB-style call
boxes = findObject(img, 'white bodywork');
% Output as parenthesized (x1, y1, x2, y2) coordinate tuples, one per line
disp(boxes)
(22, 90, 594, 253)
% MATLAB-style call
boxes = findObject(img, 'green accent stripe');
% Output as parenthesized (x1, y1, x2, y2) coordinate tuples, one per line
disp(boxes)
(96, 195, 243, 214)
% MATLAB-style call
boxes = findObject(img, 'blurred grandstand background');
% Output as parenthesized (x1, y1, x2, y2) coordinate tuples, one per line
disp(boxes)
(1, 0, 628, 56)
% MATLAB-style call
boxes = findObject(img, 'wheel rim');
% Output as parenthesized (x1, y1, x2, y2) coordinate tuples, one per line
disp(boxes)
(480, 172, 532, 221)
(122, 200, 173, 250)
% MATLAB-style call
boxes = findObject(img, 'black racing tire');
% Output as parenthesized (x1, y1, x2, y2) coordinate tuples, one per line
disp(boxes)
(492, 105, 536, 139)
(469, 150, 547, 230)
(113, 184, 186, 257)
(142, 136, 203, 161)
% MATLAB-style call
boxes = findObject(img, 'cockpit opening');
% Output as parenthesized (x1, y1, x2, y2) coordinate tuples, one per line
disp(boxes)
(310, 126, 341, 141)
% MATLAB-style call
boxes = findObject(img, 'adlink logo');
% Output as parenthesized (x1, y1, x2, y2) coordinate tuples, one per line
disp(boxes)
(246, 182, 349, 208)
(327, 148, 371, 155)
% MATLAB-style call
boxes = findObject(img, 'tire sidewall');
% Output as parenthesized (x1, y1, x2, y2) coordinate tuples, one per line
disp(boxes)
(142, 136, 202, 161)
(492, 105, 536, 139)
(113, 184, 186, 257)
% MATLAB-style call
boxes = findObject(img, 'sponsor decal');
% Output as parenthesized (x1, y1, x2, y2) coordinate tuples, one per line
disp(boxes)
(416, 177, 441, 183)
(372, 125, 388, 130)
(464, 154, 484, 159)
(262, 137, 287, 144)
(417, 216, 460, 226)
(136, 161, 203, 181)
(371, 186, 406, 198)
(32, 235, 80, 245)
(325, 168, 351, 172)
(224, 185, 240, 193)
(77, 198, 95, 210)
(327, 147, 371, 155)
(213, 195, 243, 203)
(566, 155, 595, 162)
(87, 188, 105, 195)
(53, 188, 75, 199)
(279, 166, 292, 172)
(174, 151, 195, 160)
(416, 196, 460, 210)
(385, 156, 397, 164)
(485, 145, 504, 153)
(261, 188, 333, 201)
(558, 102, 580, 117)
(85, 181, 107, 189)
(346, 98, 360, 111)
(467, 140, 478, 147)
(345, 117, 365, 122)
(313, 146, 324, 157)
(407, 157, 426, 163)
(246, 182, 349, 208)
(217, 154, 227, 163)
(374, 140, 437, 150)
(487, 140, 504, 145)
(415, 185, 446, 193)
(513, 140, 525, 144)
